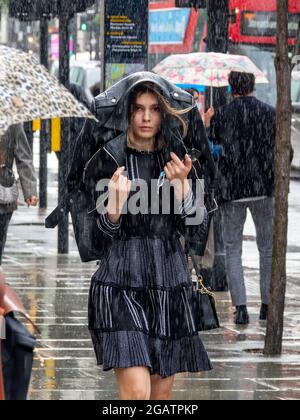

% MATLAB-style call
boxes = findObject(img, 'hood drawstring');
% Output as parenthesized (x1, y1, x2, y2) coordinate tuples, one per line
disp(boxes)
(157, 170, 166, 196)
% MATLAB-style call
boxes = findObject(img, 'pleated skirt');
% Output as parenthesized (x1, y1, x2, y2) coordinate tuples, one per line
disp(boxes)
(88, 236, 212, 378)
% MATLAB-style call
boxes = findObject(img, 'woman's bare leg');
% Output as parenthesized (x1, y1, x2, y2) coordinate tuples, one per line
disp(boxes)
(150, 375, 175, 400)
(115, 367, 151, 400)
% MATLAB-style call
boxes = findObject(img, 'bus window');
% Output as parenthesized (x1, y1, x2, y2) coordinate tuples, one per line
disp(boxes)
(229, 44, 277, 106)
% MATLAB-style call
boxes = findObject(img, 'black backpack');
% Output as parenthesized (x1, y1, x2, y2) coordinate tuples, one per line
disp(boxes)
(0, 270, 36, 401)
(1, 314, 36, 400)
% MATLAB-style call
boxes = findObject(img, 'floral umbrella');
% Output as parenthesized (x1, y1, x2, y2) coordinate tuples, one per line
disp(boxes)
(153, 52, 269, 106)
(0, 45, 96, 136)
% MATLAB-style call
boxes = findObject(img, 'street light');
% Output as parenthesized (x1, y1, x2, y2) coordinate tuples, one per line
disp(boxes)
(79, 15, 90, 32)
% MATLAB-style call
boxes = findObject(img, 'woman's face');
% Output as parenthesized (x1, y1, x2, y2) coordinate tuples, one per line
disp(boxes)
(130, 92, 162, 141)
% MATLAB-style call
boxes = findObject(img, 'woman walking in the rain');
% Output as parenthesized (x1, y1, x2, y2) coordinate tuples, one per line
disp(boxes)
(0, 125, 38, 264)
(68, 73, 213, 400)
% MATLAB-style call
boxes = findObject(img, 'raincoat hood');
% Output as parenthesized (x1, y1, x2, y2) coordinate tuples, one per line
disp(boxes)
(94, 71, 194, 133)
(66, 71, 216, 195)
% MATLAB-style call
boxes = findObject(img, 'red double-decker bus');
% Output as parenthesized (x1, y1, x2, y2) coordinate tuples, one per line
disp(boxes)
(149, 0, 300, 105)
(228, 0, 300, 105)
(229, 0, 300, 47)
(149, 0, 207, 69)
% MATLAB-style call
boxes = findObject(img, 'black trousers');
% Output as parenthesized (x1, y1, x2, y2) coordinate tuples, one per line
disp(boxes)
(0, 213, 13, 265)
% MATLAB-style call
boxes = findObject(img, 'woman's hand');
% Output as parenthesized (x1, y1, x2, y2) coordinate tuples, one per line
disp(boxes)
(204, 107, 215, 128)
(164, 153, 193, 201)
(26, 196, 39, 207)
(164, 153, 193, 183)
(106, 167, 132, 223)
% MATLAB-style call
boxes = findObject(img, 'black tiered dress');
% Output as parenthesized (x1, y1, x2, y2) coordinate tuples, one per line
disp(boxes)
(88, 146, 212, 378)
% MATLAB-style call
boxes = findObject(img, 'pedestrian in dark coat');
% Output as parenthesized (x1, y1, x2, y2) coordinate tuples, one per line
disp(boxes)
(66, 72, 213, 400)
(205, 71, 276, 325)
(0, 124, 38, 264)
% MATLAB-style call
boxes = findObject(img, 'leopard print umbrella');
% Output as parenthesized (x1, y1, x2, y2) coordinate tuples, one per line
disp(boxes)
(0, 46, 97, 135)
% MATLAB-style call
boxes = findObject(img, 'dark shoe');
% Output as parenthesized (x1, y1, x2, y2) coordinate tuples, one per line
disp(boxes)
(235, 306, 250, 325)
(259, 304, 269, 321)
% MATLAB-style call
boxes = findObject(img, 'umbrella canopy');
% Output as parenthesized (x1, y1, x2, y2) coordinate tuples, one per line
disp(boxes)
(0, 46, 96, 136)
(153, 52, 269, 88)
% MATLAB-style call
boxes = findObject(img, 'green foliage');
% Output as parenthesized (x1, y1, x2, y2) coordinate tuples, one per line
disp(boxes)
(0, 0, 8, 7)
(0, 0, 9, 10)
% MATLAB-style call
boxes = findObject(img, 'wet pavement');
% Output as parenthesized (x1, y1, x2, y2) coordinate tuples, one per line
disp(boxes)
(2, 150, 300, 400)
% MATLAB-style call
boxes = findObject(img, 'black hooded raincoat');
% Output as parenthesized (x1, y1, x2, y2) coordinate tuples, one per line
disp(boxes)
(46, 72, 215, 378)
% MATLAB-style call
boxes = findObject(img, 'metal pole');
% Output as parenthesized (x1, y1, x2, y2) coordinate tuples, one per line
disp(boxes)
(206, 0, 229, 291)
(206, 0, 229, 107)
(99, 0, 105, 92)
(21, 21, 28, 51)
(23, 122, 33, 151)
(58, 13, 71, 254)
(89, 20, 93, 60)
(95, 0, 101, 61)
(72, 14, 78, 59)
(39, 18, 49, 209)
(146, 0, 150, 71)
